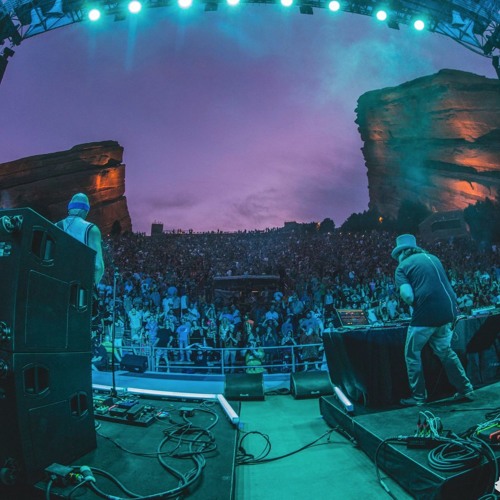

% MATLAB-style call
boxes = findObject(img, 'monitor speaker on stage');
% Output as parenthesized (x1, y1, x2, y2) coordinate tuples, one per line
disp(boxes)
(0, 208, 95, 353)
(224, 373, 265, 401)
(290, 371, 333, 399)
(120, 354, 148, 373)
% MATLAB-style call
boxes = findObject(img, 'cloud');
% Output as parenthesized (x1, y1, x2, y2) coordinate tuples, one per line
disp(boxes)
(140, 192, 201, 211)
(232, 186, 281, 219)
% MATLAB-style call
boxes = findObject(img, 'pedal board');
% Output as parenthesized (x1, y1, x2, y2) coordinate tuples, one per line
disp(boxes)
(93, 396, 157, 427)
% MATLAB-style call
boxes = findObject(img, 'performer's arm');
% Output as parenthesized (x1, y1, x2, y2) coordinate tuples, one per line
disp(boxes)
(399, 284, 414, 306)
(89, 225, 105, 283)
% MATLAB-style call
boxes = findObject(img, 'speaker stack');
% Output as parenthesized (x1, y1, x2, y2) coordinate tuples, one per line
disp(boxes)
(290, 371, 334, 399)
(0, 208, 97, 490)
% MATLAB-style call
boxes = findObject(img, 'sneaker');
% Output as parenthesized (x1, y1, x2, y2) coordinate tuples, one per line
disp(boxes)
(400, 397, 426, 407)
(451, 390, 475, 401)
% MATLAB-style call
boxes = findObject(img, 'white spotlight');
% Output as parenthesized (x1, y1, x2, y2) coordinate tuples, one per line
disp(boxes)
(328, 0, 340, 11)
(128, 0, 142, 13)
(414, 19, 425, 31)
(88, 8, 101, 21)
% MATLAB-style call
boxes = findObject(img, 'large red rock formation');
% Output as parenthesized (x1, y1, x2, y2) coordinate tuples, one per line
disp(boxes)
(356, 69, 500, 217)
(0, 141, 132, 235)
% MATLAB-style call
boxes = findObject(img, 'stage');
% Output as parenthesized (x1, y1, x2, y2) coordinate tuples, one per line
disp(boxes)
(3, 393, 239, 500)
(320, 381, 500, 499)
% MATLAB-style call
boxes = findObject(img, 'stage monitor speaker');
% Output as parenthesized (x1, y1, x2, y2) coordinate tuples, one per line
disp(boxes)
(0, 208, 94, 354)
(121, 354, 148, 373)
(0, 351, 96, 488)
(224, 373, 265, 401)
(290, 371, 333, 399)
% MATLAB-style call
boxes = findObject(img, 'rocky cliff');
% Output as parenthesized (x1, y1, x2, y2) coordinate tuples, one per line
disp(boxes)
(0, 141, 132, 235)
(356, 69, 500, 217)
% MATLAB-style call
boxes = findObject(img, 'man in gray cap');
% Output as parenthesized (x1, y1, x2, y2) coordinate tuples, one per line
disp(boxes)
(56, 193, 104, 284)
(391, 234, 474, 406)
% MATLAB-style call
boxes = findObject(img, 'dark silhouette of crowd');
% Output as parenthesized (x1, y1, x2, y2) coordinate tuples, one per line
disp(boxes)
(92, 228, 500, 373)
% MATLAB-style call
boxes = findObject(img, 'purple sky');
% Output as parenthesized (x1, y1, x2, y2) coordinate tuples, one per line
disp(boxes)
(0, 6, 494, 233)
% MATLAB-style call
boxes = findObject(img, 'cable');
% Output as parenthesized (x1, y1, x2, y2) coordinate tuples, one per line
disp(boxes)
(45, 478, 54, 500)
(373, 436, 408, 500)
(76, 404, 221, 499)
(236, 429, 336, 465)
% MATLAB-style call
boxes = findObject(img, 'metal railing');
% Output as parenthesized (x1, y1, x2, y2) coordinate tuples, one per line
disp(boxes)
(107, 342, 326, 375)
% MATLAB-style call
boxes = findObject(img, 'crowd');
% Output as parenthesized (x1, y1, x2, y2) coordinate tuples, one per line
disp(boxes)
(91, 228, 500, 373)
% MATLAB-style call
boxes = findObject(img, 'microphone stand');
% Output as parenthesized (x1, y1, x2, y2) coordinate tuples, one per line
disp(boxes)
(109, 268, 119, 398)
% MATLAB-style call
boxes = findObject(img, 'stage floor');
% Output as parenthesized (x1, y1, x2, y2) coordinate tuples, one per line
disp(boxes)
(26, 394, 239, 500)
(320, 381, 500, 499)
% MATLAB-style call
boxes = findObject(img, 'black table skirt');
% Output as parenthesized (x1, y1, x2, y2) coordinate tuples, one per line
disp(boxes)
(323, 314, 500, 407)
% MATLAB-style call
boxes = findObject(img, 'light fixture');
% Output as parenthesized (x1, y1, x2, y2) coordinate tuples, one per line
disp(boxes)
(88, 8, 101, 21)
(281, 0, 293, 7)
(217, 394, 240, 425)
(128, 0, 142, 13)
(413, 19, 425, 31)
(333, 385, 354, 412)
(387, 18, 399, 30)
(227, 0, 240, 5)
(178, 0, 193, 9)
(328, 0, 340, 11)
(126, 387, 217, 399)
(375, 9, 387, 22)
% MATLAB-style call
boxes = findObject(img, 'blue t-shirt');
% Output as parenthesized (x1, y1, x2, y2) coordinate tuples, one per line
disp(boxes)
(395, 252, 457, 327)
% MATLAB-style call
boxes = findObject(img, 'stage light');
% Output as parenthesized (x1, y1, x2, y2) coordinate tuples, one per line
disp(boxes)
(413, 19, 425, 31)
(178, 0, 193, 8)
(227, 0, 240, 5)
(281, 0, 293, 7)
(128, 0, 142, 13)
(333, 385, 354, 412)
(217, 394, 240, 425)
(88, 8, 101, 21)
(375, 9, 387, 21)
(328, 0, 340, 11)
(127, 387, 217, 399)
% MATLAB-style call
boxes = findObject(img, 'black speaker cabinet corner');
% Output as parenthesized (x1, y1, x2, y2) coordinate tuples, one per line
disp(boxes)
(120, 354, 148, 373)
(224, 373, 265, 401)
(290, 371, 333, 399)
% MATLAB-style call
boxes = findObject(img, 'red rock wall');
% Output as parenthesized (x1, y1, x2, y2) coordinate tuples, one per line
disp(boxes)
(356, 69, 500, 217)
(0, 141, 132, 235)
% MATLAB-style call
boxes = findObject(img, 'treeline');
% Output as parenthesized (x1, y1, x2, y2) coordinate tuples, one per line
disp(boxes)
(338, 195, 500, 245)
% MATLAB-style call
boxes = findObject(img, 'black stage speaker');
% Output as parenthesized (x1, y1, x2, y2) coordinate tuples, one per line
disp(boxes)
(224, 373, 265, 401)
(121, 354, 148, 373)
(0, 351, 96, 486)
(0, 208, 94, 353)
(290, 371, 334, 399)
(0, 209, 97, 489)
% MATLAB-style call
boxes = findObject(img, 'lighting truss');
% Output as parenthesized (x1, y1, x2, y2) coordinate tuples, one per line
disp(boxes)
(0, 0, 499, 58)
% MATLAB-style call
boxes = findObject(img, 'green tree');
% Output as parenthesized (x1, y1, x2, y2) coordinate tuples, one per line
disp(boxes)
(396, 200, 432, 234)
(318, 217, 335, 233)
(463, 197, 500, 245)
(341, 208, 395, 232)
